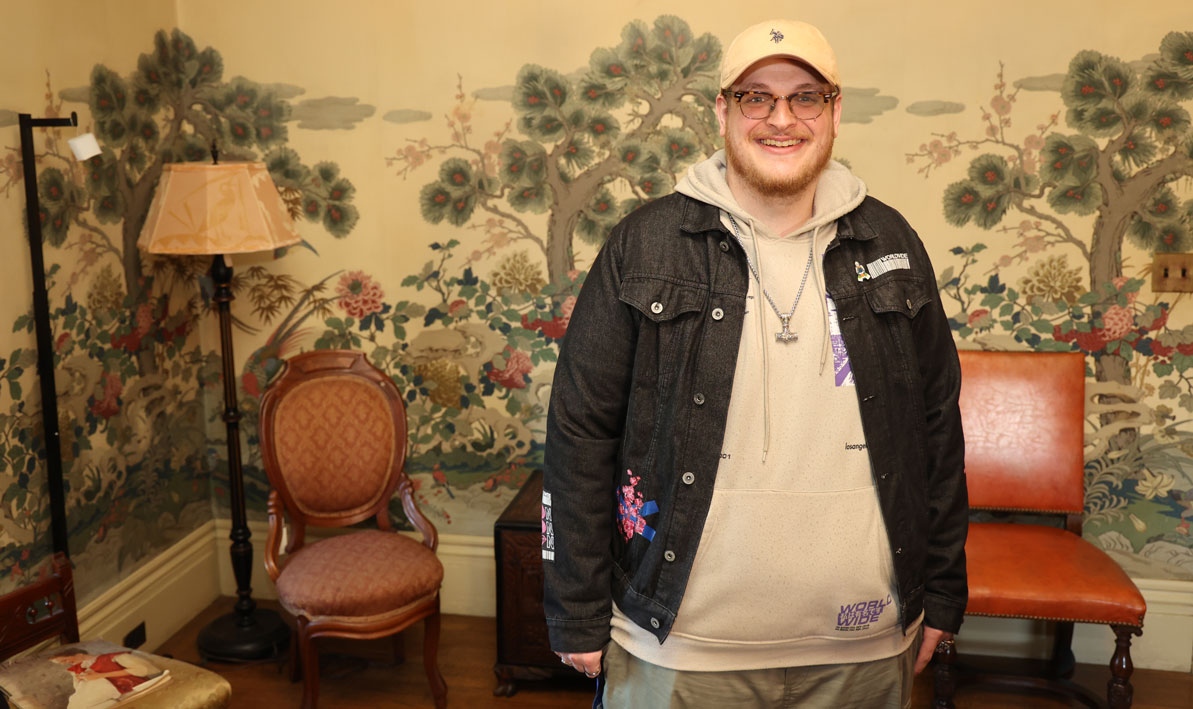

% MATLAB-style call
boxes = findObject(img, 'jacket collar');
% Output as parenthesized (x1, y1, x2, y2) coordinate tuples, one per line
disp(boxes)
(678, 196, 727, 236)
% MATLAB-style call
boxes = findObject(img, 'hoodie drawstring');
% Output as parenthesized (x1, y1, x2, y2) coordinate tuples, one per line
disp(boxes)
(812, 225, 831, 377)
(745, 217, 774, 464)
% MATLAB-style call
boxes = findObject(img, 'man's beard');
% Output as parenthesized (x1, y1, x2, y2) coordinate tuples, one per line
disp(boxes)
(724, 131, 834, 199)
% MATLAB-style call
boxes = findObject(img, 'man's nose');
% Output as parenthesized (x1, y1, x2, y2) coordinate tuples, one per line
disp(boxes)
(766, 98, 800, 130)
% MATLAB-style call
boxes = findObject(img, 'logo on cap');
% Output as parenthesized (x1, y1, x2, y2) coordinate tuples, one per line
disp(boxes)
(770, 29, 784, 43)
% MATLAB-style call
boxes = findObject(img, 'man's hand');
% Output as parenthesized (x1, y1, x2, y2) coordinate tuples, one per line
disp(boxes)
(915, 625, 953, 675)
(556, 650, 603, 678)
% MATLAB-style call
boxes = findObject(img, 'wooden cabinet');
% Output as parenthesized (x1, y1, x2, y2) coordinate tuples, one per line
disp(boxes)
(493, 469, 570, 696)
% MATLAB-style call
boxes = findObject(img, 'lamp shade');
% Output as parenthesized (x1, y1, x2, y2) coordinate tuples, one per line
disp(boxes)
(138, 162, 302, 255)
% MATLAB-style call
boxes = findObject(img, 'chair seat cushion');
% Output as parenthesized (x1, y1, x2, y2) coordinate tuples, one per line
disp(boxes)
(276, 530, 444, 618)
(966, 522, 1146, 626)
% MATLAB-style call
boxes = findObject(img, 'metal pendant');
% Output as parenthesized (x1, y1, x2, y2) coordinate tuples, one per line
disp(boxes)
(775, 314, 798, 342)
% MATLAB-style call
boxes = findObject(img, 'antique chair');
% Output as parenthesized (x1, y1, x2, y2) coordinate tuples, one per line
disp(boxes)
(933, 350, 1147, 708)
(0, 552, 232, 708)
(259, 350, 447, 709)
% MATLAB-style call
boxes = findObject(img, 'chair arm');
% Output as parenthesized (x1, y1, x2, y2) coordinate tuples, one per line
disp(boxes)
(397, 475, 438, 551)
(264, 490, 284, 582)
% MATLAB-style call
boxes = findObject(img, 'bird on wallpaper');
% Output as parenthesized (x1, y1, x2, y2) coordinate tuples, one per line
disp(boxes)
(240, 271, 342, 399)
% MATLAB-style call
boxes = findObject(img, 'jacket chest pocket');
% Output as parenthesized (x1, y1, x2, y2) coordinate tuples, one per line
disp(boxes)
(619, 277, 706, 382)
(862, 275, 933, 370)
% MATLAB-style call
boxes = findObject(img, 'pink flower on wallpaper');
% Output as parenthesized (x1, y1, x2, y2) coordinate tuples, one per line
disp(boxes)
(336, 270, 385, 319)
(1102, 305, 1135, 342)
(1112, 276, 1138, 305)
(89, 372, 123, 419)
(520, 296, 579, 341)
(560, 296, 577, 326)
(134, 302, 154, 336)
(487, 347, 532, 389)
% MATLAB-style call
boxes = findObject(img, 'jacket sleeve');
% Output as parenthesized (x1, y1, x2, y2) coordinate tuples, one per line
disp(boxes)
(542, 226, 637, 652)
(911, 237, 969, 634)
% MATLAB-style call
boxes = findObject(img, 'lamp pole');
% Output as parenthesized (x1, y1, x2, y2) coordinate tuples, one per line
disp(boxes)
(196, 253, 289, 662)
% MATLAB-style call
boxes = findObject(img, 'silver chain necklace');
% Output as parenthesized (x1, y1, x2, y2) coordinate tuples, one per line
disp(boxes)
(727, 214, 814, 343)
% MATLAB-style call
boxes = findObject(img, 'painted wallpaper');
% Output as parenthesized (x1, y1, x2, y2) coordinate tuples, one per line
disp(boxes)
(2, 3, 1192, 606)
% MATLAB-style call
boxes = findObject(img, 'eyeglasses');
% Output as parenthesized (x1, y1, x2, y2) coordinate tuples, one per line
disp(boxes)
(723, 89, 839, 121)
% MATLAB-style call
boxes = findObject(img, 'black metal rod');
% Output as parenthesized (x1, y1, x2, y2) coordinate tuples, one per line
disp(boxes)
(210, 254, 258, 626)
(19, 112, 77, 559)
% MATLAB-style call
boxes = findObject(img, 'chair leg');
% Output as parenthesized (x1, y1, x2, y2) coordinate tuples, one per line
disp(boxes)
(297, 616, 320, 709)
(1050, 621, 1076, 678)
(1108, 624, 1142, 709)
(424, 609, 448, 709)
(392, 629, 406, 665)
(931, 635, 958, 709)
(289, 627, 301, 683)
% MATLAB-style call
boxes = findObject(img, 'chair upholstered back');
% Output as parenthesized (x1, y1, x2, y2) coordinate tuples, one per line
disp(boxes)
(260, 350, 410, 529)
(959, 350, 1086, 516)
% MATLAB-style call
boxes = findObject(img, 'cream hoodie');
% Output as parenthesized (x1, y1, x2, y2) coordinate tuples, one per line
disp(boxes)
(610, 151, 921, 671)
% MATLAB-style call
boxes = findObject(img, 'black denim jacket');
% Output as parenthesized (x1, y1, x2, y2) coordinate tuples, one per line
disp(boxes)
(543, 192, 968, 653)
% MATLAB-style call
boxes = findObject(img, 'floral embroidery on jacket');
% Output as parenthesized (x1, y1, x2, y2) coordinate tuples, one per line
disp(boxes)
(617, 470, 658, 541)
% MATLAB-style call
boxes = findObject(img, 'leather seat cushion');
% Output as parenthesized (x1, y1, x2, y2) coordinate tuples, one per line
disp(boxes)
(966, 522, 1145, 626)
(276, 530, 443, 618)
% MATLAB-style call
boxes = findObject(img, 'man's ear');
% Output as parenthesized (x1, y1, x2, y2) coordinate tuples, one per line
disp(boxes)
(831, 93, 843, 138)
(716, 92, 729, 138)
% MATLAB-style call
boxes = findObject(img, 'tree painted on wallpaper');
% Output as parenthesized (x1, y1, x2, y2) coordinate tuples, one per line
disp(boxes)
(910, 33, 1193, 575)
(354, 16, 721, 525)
(392, 15, 720, 285)
(0, 30, 358, 585)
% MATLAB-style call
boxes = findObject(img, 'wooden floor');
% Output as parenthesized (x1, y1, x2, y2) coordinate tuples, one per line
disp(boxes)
(158, 598, 1193, 708)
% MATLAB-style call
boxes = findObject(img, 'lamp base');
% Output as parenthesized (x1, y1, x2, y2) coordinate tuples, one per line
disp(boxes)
(197, 607, 290, 663)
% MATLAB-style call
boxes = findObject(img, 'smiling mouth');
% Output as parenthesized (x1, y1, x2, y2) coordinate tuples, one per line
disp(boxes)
(758, 138, 805, 147)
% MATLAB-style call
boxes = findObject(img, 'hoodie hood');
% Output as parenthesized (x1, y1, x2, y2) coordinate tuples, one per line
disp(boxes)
(675, 149, 866, 461)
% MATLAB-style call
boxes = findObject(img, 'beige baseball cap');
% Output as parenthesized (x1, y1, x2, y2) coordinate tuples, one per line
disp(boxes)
(719, 19, 840, 91)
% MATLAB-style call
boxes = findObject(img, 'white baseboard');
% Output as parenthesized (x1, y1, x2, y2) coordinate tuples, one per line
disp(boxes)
(96, 522, 1192, 674)
(79, 520, 221, 652)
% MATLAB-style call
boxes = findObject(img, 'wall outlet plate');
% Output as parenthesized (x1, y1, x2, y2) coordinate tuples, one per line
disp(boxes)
(1152, 253, 1193, 292)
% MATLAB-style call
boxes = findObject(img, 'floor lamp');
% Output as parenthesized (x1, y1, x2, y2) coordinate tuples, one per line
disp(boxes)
(139, 154, 300, 662)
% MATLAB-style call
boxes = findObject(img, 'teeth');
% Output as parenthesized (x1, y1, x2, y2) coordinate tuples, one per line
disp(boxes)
(760, 138, 803, 147)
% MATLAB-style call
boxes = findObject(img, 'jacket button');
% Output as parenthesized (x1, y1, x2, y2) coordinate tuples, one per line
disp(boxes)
(895, 547, 902, 555)
(905, 298, 913, 309)
(880, 472, 888, 480)
(650, 617, 660, 629)
(693, 393, 705, 405)
(719, 241, 730, 252)
(664, 550, 676, 562)
(682, 472, 695, 485)
(711, 307, 724, 321)
(651, 301, 664, 314)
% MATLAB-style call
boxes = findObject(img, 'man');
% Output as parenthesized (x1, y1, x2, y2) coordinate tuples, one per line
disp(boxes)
(542, 18, 967, 708)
